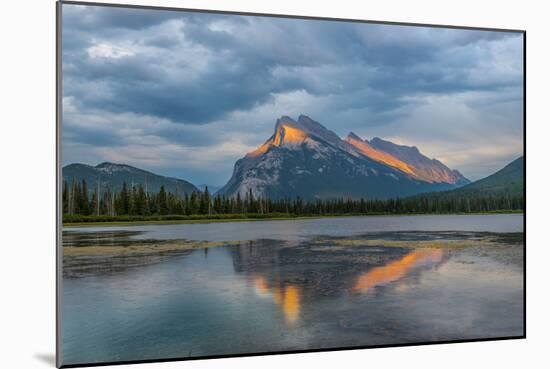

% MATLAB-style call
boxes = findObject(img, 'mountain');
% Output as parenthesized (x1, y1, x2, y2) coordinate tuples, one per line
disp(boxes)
(345, 132, 418, 177)
(354, 136, 469, 185)
(447, 156, 523, 196)
(217, 115, 468, 200)
(413, 156, 524, 200)
(63, 162, 199, 195)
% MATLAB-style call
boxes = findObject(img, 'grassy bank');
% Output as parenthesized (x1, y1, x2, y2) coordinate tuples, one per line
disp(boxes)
(62, 210, 524, 227)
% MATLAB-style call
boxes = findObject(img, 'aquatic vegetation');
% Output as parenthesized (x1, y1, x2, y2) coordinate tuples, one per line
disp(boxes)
(313, 233, 522, 250)
(63, 239, 242, 256)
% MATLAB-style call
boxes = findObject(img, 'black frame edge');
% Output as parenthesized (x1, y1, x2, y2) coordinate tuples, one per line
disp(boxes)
(56, 1, 64, 367)
(59, 0, 526, 33)
(522, 30, 527, 339)
(59, 335, 526, 369)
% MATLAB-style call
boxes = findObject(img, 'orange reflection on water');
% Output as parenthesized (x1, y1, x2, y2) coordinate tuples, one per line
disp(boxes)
(283, 286, 300, 323)
(253, 277, 301, 324)
(351, 249, 443, 293)
(254, 277, 270, 296)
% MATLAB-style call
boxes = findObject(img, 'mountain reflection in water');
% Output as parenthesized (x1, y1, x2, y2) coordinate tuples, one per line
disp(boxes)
(250, 248, 445, 324)
(254, 277, 301, 323)
(351, 249, 444, 293)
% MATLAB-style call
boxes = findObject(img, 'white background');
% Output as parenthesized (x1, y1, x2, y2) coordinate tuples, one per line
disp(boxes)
(1, 0, 547, 368)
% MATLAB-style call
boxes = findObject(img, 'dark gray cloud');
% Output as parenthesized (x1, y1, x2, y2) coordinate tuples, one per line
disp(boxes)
(63, 5, 183, 31)
(63, 4, 522, 124)
(61, 3, 523, 184)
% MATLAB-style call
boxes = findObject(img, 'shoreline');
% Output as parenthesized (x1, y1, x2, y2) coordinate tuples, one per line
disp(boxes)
(63, 211, 524, 228)
(62, 231, 523, 259)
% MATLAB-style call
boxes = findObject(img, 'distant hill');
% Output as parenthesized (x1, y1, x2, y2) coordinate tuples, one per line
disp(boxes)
(217, 115, 468, 200)
(456, 156, 524, 195)
(63, 162, 199, 195)
(416, 156, 524, 198)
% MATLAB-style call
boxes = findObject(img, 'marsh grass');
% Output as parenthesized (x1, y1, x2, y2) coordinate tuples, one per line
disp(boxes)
(63, 239, 242, 256)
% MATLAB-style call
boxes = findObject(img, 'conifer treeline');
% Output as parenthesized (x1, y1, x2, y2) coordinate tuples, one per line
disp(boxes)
(62, 179, 524, 219)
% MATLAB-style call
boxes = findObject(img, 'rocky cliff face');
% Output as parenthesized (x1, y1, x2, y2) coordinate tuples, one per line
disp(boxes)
(217, 115, 468, 200)
(349, 135, 469, 185)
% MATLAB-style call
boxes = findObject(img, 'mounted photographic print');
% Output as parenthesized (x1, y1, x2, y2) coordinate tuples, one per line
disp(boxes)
(57, 1, 525, 367)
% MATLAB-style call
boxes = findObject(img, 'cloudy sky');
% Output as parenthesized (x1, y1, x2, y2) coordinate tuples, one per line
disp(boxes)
(62, 3, 524, 185)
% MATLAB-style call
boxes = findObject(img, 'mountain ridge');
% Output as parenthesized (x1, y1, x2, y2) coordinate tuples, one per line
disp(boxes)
(412, 156, 524, 200)
(217, 115, 468, 200)
(63, 162, 200, 195)
(366, 137, 469, 185)
(450, 156, 523, 195)
(345, 132, 417, 177)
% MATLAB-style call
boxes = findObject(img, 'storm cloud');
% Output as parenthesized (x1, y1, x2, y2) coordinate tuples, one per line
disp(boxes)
(62, 3, 524, 184)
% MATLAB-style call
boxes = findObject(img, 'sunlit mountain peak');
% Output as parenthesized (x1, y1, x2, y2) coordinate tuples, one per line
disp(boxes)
(346, 132, 417, 176)
(273, 123, 309, 146)
(247, 116, 311, 157)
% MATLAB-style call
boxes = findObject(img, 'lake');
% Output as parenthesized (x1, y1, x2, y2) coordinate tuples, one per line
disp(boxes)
(61, 214, 524, 365)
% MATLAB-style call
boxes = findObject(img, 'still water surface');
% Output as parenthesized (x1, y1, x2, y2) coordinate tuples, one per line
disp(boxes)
(66, 214, 523, 242)
(62, 214, 524, 365)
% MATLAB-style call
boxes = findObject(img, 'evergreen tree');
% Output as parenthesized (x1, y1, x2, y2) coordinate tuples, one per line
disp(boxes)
(80, 179, 89, 215)
(188, 191, 199, 214)
(158, 186, 168, 215)
(133, 185, 148, 215)
(117, 182, 131, 215)
(63, 178, 523, 218)
(71, 179, 81, 215)
(200, 186, 212, 214)
(90, 191, 98, 217)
